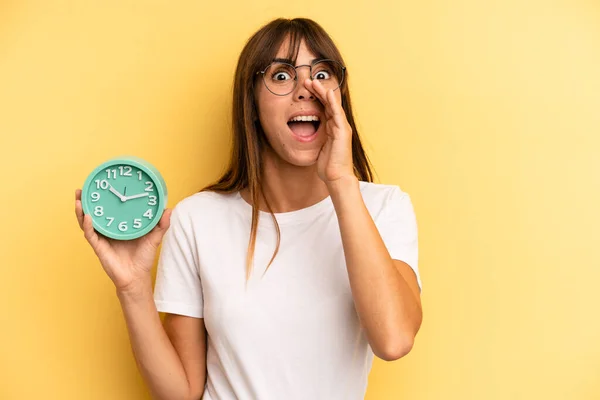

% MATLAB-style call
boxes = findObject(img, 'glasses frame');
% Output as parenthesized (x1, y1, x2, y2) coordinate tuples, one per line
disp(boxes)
(256, 59, 346, 96)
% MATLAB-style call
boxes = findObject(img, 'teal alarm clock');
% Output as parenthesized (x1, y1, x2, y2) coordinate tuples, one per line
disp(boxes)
(81, 156, 168, 240)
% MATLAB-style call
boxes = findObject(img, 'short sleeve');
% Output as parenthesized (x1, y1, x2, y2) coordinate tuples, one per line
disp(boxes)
(153, 204, 204, 318)
(377, 187, 422, 292)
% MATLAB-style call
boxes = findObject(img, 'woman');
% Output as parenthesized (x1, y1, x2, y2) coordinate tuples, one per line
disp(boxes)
(75, 17, 423, 400)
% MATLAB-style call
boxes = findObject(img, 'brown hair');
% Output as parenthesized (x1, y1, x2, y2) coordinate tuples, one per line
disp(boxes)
(201, 18, 374, 281)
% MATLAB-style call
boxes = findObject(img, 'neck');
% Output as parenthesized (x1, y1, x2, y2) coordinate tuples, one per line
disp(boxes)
(241, 149, 330, 213)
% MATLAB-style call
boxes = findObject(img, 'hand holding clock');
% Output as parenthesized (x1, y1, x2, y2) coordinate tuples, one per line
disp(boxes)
(75, 157, 171, 293)
(75, 188, 172, 293)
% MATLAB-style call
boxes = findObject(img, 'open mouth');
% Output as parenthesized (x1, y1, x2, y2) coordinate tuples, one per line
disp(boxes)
(287, 115, 321, 139)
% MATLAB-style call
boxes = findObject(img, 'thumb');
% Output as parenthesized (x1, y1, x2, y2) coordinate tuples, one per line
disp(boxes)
(146, 208, 172, 247)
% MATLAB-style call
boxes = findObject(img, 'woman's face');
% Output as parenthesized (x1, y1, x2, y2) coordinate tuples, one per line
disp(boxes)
(254, 39, 341, 167)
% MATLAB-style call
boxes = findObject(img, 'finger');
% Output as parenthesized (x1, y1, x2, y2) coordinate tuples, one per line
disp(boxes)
(325, 87, 345, 118)
(304, 80, 335, 123)
(75, 189, 84, 230)
(312, 79, 339, 115)
(158, 208, 172, 230)
(82, 212, 101, 251)
(146, 208, 172, 248)
(311, 88, 342, 130)
(323, 88, 349, 135)
(75, 199, 84, 230)
(304, 78, 329, 107)
(311, 80, 343, 122)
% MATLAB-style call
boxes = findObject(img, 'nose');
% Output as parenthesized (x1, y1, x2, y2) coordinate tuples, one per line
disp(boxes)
(293, 66, 315, 101)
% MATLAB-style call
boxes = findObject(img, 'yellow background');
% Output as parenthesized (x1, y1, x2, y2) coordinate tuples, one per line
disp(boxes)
(1, 0, 599, 399)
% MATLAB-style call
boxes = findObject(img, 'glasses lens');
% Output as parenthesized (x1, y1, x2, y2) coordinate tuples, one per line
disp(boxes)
(311, 60, 344, 91)
(263, 62, 296, 95)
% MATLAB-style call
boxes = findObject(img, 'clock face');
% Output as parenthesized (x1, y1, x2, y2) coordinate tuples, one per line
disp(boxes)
(82, 160, 165, 240)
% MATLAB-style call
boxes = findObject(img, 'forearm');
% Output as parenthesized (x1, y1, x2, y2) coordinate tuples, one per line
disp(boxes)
(329, 177, 422, 360)
(116, 279, 192, 400)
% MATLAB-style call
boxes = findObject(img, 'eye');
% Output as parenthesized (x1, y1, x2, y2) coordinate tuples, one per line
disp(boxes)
(313, 70, 331, 80)
(272, 71, 292, 81)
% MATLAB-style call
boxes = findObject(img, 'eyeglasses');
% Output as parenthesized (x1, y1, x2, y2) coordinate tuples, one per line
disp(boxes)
(256, 59, 346, 96)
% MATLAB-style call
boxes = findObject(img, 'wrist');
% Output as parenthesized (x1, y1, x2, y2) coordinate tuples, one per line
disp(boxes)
(327, 175, 362, 214)
(326, 175, 359, 197)
(116, 278, 154, 303)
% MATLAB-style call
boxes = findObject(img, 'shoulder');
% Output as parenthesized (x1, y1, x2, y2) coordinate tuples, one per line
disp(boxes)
(169, 190, 240, 223)
(358, 181, 416, 222)
(359, 181, 409, 207)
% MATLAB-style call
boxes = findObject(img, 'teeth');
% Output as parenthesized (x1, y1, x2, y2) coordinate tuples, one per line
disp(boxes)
(289, 115, 320, 122)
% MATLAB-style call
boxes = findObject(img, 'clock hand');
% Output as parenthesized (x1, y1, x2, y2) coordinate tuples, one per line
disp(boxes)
(108, 184, 126, 202)
(123, 192, 150, 201)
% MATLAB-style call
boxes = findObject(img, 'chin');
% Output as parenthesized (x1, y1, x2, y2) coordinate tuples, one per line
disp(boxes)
(279, 147, 321, 168)
(284, 153, 319, 167)
(289, 157, 318, 168)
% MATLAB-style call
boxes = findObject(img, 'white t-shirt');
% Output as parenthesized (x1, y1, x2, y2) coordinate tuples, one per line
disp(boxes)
(153, 181, 421, 400)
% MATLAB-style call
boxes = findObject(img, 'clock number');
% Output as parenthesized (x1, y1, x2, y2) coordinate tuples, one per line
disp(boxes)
(133, 219, 142, 229)
(148, 195, 157, 206)
(94, 206, 104, 217)
(137, 171, 143, 180)
(119, 166, 132, 176)
(118, 221, 128, 232)
(91, 192, 100, 202)
(106, 217, 114, 227)
(143, 209, 153, 219)
(106, 169, 117, 179)
(145, 181, 154, 192)
(95, 179, 109, 190)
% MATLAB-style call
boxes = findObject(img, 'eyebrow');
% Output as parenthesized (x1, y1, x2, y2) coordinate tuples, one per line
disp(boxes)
(272, 57, 325, 65)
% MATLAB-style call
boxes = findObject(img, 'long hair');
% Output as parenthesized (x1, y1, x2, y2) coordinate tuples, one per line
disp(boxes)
(201, 18, 374, 281)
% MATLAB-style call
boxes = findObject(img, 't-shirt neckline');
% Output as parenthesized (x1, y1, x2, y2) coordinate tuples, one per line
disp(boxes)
(233, 190, 334, 226)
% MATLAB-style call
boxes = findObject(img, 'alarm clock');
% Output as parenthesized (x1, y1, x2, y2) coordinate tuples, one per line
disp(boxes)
(81, 156, 168, 240)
